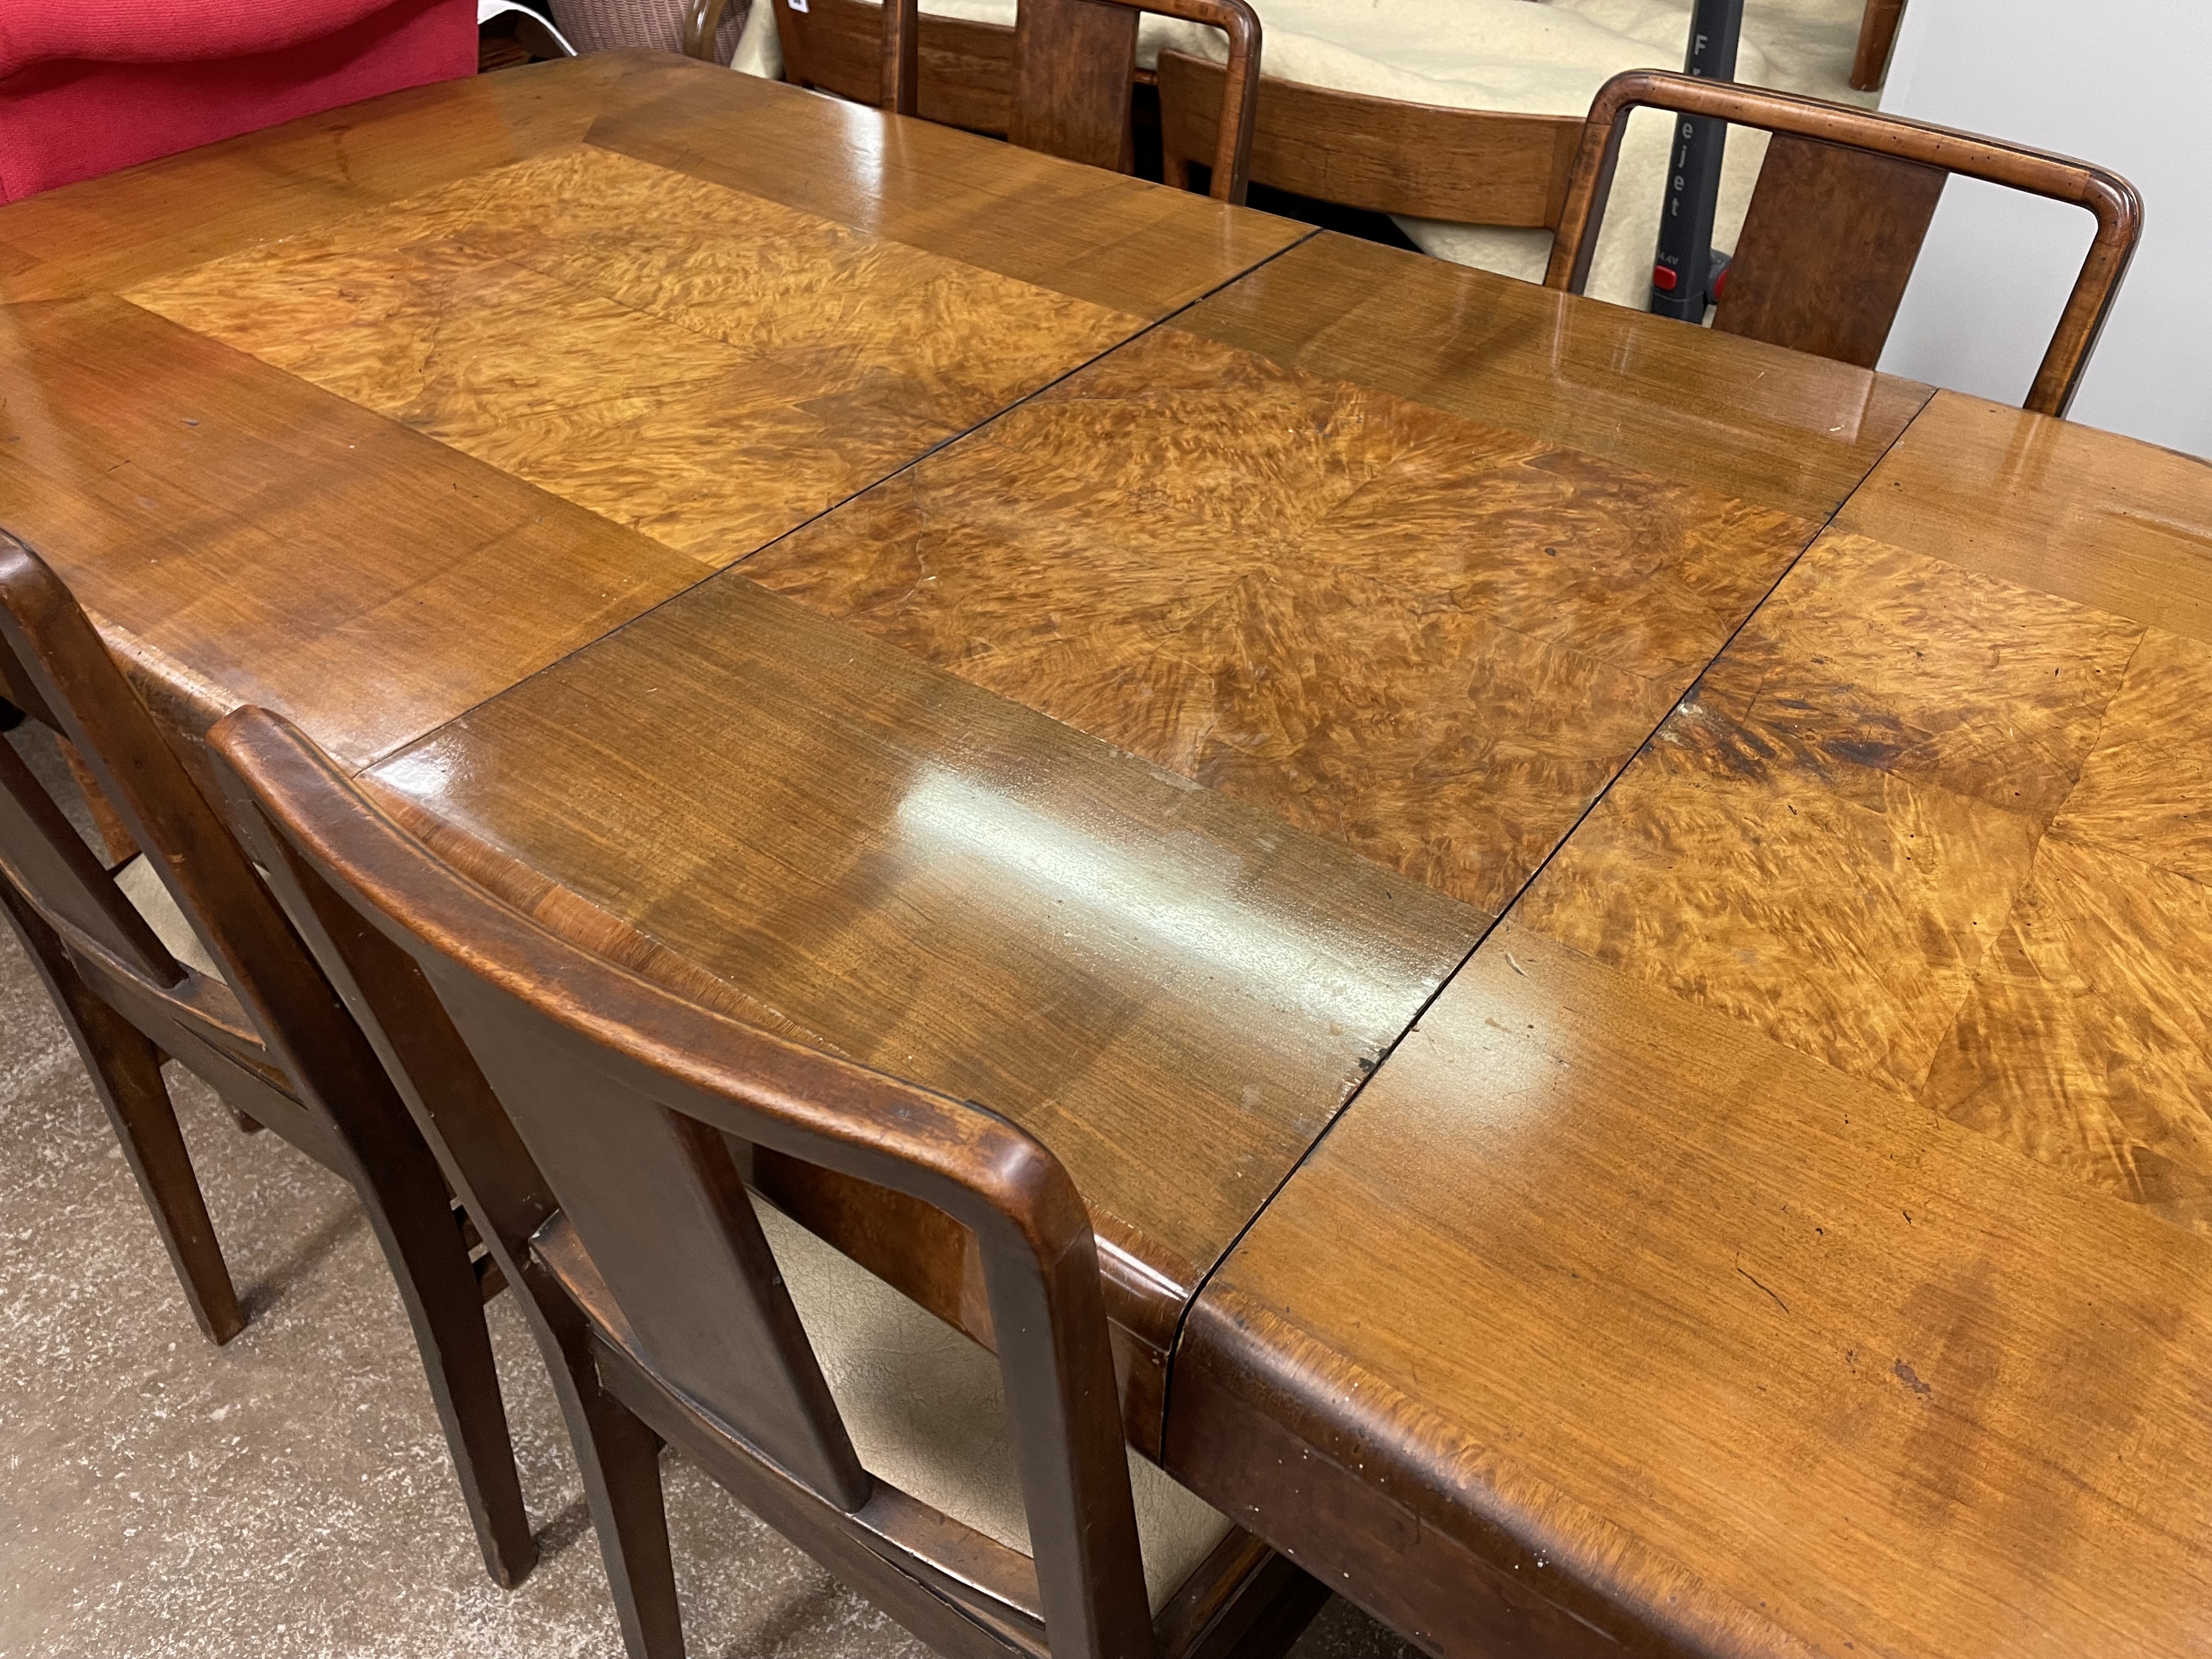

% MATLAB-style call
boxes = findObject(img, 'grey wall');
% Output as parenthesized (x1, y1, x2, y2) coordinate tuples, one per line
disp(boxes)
(1876, 0, 2212, 456)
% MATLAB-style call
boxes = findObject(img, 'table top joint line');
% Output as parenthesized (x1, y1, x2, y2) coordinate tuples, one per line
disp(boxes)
(1153, 372, 1944, 1454)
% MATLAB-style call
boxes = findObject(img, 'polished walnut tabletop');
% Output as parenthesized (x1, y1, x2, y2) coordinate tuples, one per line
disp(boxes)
(1170, 921, 2212, 1659)
(0, 51, 1299, 769)
(357, 559, 1483, 1450)
(1173, 390, 2212, 1658)
(7, 49, 2211, 1659)
(741, 232, 1929, 915)
(356, 227, 1928, 1449)
(1522, 391, 2212, 1224)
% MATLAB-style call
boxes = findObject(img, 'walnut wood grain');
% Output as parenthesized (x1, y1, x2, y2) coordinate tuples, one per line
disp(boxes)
(0, 295, 707, 770)
(16, 49, 1301, 330)
(579, 52, 1302, 317)
(359, 570, 1487, 1448)
(1517, 530, 2140, 1096)
(740, 234, 1918, 913)
(1836, 390, 2212, 644)
(1167, 922, 2212, 1659)
(127, 142, 1148, 563)
(1184, 233, 1931, 522)
(738, 334, 1805, 915)
(1516, 402, 2212, 1231)
(0, 53, 1301, 772)
(1714, 133, 1947, 369)
(1174, 388, 2212, 1653)
(1773, 388, 2212, 1227)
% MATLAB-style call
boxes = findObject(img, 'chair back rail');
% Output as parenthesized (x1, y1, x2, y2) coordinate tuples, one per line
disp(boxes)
(1544, 69, 2143, 417)
(0, 676, 330, 1156)
(1155, 49, 1583, 228)
(211, 704, 1165, 1659)
(691, 0, 1257, 201)
(0, 536, 368, 1068)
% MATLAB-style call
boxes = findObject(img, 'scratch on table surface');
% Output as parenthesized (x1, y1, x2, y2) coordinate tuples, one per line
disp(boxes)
(1736, 1265, 1789, 1314)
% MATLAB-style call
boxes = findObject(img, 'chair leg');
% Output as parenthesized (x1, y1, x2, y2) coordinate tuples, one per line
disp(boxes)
(1850, 0, 1908, 90)
(352, 1155, 539, 1589)
(0, 888, 243, 1343)
(535, 1305, 686, 1659)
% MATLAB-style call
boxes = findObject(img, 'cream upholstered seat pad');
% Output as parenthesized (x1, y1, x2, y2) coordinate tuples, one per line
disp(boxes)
(753, 1200, 1233, 1613)
(732, 0, 1872, 307)
(113, 854, 222, 980)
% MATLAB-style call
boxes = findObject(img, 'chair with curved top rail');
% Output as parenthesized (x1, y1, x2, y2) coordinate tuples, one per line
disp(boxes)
(1544, 68, 2142, 418)
(210, 701, 1327, 1659)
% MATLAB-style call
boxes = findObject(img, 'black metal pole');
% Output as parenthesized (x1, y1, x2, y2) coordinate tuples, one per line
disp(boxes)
(1648, 0, 1745, 321)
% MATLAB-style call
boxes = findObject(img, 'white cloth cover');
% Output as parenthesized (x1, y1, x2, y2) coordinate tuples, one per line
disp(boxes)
(754, 1200, 1234, 1613)
(732, 0, 1872, 308)
(113, 854, 222, 980)
(732, 0, 784, 77)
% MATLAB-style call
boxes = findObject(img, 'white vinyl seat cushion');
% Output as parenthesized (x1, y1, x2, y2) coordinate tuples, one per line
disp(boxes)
(754, 1201, 1234, 1613)
(112, 854, 223, 980)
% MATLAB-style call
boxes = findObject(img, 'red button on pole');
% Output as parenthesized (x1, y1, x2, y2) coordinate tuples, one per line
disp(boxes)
(1651, 263, 1679, 292)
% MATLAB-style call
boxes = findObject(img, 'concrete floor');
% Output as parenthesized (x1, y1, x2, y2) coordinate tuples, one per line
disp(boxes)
(0, 728, 1418, 1659)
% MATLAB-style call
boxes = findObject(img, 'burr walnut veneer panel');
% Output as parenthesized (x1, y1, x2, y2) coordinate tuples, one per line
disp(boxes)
(128, 143, 1150, 564)
(0, 53, 1299, 770)
(744, 235, 1927, 915)
(1836, 390, 2212, 644)
(1522, 391, 2212, 1230)
(1177, 234, 1934, 523)
(1170, 924, 2212, 1659)
(0, 296, 708, 771)
(361, 571, 1487, 1444)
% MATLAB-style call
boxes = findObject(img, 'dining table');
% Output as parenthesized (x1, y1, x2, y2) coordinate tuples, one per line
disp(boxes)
(4, 46, 2211, 1659)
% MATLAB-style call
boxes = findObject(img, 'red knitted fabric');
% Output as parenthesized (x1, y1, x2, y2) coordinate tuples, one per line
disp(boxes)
(0, 0, 476, 201)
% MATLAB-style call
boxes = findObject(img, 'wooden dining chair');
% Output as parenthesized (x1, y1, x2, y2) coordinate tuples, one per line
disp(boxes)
(0, 531, 537, 1590)
(690, 0, 1019, 135)
(1544, 69, 2143, 418)
(877, 0, 1259, 200)
(718, 0, 1261, 202)
(1158, 53, 1583, 239)
(690, 0, 1260, 201)
(208, 703, 1328, 1659)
